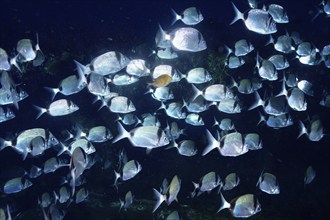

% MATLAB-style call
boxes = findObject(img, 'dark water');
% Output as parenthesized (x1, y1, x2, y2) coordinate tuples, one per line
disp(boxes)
(0, 0, 329, 219)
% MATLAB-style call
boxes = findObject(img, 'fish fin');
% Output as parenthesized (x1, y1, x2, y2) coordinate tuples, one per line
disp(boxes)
(257, 111, 266, 126)
(44, 87, 59, 101)
(248, 91, 264, 111)
(152, 188, 166, 213)
(33, 105, 47, 119)
(70, 167, 76, 196)
(275, 80, 288, 97)
(265, 35, 274, 46)
(217, 193, 231, 213)
(57, 142, 69, 156)
(73, 60, 91, 76)
(224, 44, 233, 58)
(297, 120, 307, 139)
(191, 84, 202, 101)
(10, 55, 22, 73)
(230, 2, 244, 25)
(170, 8, 181, 25)
(75, 60, 88, 90)
(0, 138, 11, 151)
(112, 123, 130, 144)
(202, 130, 220, 156)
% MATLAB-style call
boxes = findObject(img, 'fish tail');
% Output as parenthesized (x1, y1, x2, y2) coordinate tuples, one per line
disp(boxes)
(152, 188, 166, 213)
(190, 84, 202, 101)
(248, 91, 264, 111)
(44, 87, 59, 101)
(74, 60, 91, 76)
(33, 105, 47, 119)
(217, 193, 231, 213)
(10, 55, 22, 73)
(112, 123, 130, 144)
(297, 120, 307, 139)
(230, 2, 244, 25)
(202, 129, 220, 156)
(170, 8, 181, 26)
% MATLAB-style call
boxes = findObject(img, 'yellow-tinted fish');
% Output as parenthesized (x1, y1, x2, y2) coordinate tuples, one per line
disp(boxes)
(149, 74, 172, 87)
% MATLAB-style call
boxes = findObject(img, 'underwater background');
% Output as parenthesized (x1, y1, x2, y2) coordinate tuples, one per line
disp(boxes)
(0, 0, 330, 219)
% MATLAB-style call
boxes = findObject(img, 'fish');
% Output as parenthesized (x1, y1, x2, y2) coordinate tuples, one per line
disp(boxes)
(34, 99, 79, 119)
(191, 171, 222, 197)
(3, 177, 33, 194)
(171, 7, 203, 25)
(218, 193, 261, 218)
(113, 123, 169, 151)
(126, 59, 150, 77)
(111, 73, 139, 86)
(296, 42, 318, 56)
(287, 88, 307, 111)
(213, 117, 235, 131)
(43, 157, 68, 173)
(28, 165, 43, 179)
(256, 54, 278, 81)
(231, 3, 277, 35)
(114, 160, 142, 185)
(57, 186, 71, 204)
(203, 130, 248, 156)
(297, 80, 313, 96)
(185, 113, 204, 126)
(266, 4, 289, 23)
(0, 106, 15, 123)
(106, 96, 136, 114)
(257, 172, 280, 194)
(166, 175, 181, 205)
(182, 67, 212, 84)
(184, 95, 211, 113)
(225, 55, 245, 69)
(116, 113, 141, 126)
(304, 166, 316, 185)
(141, 113, 161, 127)
(120, 191, 134, 211)
(217, 98, 242, 114)
(152, 47, 178, 59)
(152, 65, 181, 82)
(163, 27, 207, 52)
(158, 102, 186, 119)
(45, 62, 87, 100)
(83, 126, 113, 143)
(168, 139, 197, 157)
(166, 211, 180, 220)
(222, 173, 240, 191)
(0, 48, 11, 71)
(298, 118, 324, 141)
(16, 39, 38, 62)
(149, 74, 172, 88)
(75, 187, 88, 203)
(225, 39, 254, 57)
(78, 51, 130, 76)
(86, 73, 112, 97)
(244, 133, 263, 150)
(191, 84, 235, 102)
(267, 34, 295, 53)
(268, 54, 290, 70)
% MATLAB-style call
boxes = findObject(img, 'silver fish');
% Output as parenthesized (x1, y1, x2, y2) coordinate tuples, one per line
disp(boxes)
(126, 59, 150, 77)
(30, 136, 47, 157)
(147, 86, 174, 102)
(231, 3, 277, 35)
(256, 55, 278, 81)
(111, 73, 139, 86)
(114, 160, 142, 185)
(203, 130, 248, 157)
(75, 187, 88, 203)
(158, 102, 186, 119)
(191, 171, 222, 197)
(222, 173, 240, 191)
(87, 73, 112, 96)
(113, 123, 169, 151)
(169, 139, 197, 157)
(259, 112, 294, 129)
(231, 78, 254, 94)
(45, 64, 87, 100)
(84, 126, 113, 143)
(116, 113, 141, 126)
(35, 99, 79, 119)
(217, 98, 242, 114)
(268, 54, 290, 70)
(296, 42, 318, 56)
(171, 7, 203, 25)
(153, 47, 178, 60)
(39, 192, 54, 208)
(166, 211, 180, 220)
(226, 55, 245, 69)
(16, 39, 37, 62)
(43, 157, 68, 173)
(167, 175, 181, 205)
(184, 95, 211, 113)
(120, 191, 134, 211)
(213, 118, 235, 131)
(257, 172, 280, 194)
(218, 193, 261, 218)
(0, 48, 11, 71)
(192, 84, 235, 102)
(28, 165, 43, 179)
(244, 133, 263, 150)
(297, 80, 313, 96)
(267, 4, 289, 23)
(298, 118, 324, 142)
(0, 106, 15, 123)
(288, 88, 307, 111)
(57, 186, 71, 204)
(152, 65, 181, 82)
(304, 166, 316, 185)
(69, 138, 96, 155)
(185, 113, 204, 126)
(232, 39, 254, 56)
(3, 177, 32, 194)
(107, 96, 135, 114)
(167, 27, 207, 52)
(183, 67, 212, 84)
(84, 51, 130, 76)
(141, 113, 160, 127)
(268, 35, 295, 53)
